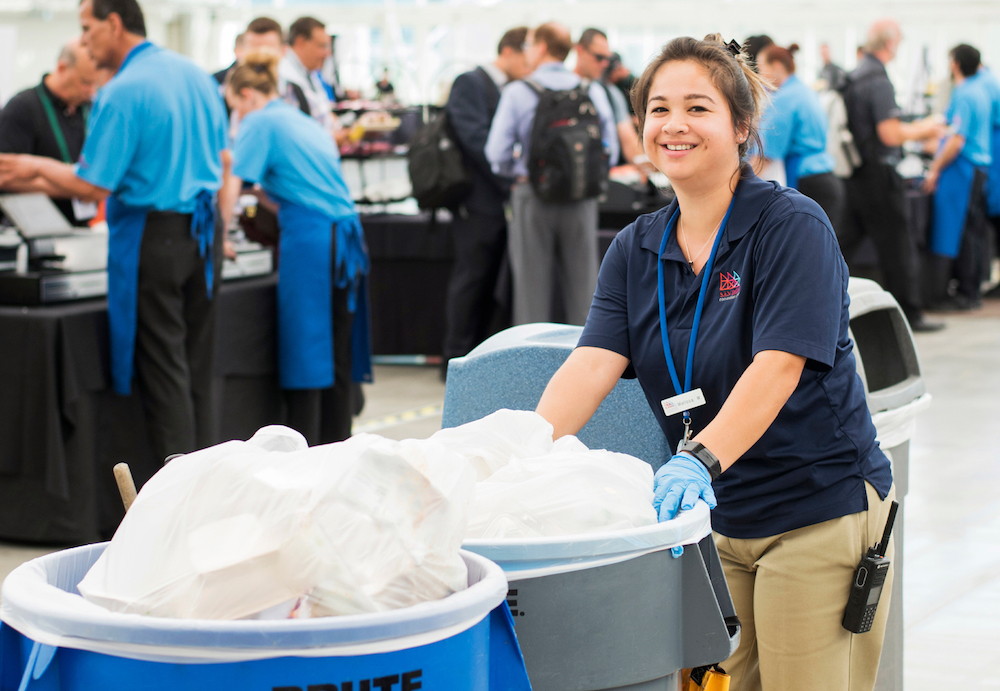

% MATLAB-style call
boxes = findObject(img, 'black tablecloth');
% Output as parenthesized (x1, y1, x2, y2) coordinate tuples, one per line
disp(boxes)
(0, 275, 281, 544)
(364, 212, 454, 356)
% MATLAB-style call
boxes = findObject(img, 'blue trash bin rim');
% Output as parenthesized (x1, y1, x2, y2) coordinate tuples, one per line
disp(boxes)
(463, 501, 711, 576)
(0, 542, 508, 654)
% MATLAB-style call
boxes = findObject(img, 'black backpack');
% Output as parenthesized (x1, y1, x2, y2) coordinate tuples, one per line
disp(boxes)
(407, 68, 499, 210)
(525, 78, 609, 203)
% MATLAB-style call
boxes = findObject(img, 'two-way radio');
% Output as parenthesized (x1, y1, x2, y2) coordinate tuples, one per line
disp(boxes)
(842, 500, 899, 634)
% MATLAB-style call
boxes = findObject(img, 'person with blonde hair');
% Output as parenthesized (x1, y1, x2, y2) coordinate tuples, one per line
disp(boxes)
(535, 34, 895, 691)
(220, 52, 370, 445)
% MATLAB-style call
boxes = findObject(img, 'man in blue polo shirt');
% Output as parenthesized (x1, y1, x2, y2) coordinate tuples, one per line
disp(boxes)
(0, 0, 228, 465)
(924, 43, 993, 310)
(970, 65, 1000, 275)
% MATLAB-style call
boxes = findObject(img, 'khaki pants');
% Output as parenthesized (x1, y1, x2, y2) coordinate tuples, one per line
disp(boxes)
(715, 482, 896, 691)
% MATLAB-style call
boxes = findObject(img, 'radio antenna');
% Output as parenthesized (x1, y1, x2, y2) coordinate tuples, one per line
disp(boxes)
(876, 501, 899, 557)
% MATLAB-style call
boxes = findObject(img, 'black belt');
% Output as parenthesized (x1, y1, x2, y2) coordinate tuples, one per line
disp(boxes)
(147, 210, 192, 221)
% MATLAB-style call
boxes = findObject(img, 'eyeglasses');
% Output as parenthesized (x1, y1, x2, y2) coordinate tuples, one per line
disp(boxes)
(584, 46, 612, 62)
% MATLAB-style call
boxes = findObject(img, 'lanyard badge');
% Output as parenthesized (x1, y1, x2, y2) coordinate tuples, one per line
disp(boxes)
(657, 193, 739, 442)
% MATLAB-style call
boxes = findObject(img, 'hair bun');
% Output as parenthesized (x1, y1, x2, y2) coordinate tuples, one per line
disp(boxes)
(788, 43, 800, 54)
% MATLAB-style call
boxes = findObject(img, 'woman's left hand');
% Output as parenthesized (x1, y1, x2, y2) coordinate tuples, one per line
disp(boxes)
(653, 453, 717, 522)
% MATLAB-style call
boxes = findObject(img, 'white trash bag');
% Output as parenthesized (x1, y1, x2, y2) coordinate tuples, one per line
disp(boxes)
(433, 410, 658, 539)
(78, 426, 474, 620)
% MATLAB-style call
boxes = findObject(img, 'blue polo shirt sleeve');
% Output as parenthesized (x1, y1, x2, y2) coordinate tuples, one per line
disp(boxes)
(948, 89, 974, 141)
(759, 97, 793, 161)
(74, 88, 138, 192)
(579, 227, 632, 359)
(232, 113, 272, 184)
(750, 204, 844, 371)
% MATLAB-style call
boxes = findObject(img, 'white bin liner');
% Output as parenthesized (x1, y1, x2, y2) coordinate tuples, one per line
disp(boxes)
(77, 426, 475, 620)
(871, 392, 932, 450)
(431, 410, 659, 539)
(0, 544, 507, 664)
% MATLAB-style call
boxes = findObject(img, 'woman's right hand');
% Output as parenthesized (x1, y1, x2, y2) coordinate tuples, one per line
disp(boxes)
(653, 453, 717, 522)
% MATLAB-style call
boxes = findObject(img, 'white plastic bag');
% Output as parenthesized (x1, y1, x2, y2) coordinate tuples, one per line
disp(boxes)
(434, 410, 658, 539)
(78, 426, 474, 620)
(430, 409, 555, 480)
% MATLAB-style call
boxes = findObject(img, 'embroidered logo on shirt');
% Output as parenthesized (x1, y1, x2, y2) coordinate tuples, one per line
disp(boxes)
(720, 271, 741, 301)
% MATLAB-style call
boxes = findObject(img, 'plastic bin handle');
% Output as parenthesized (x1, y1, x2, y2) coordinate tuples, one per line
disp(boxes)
(16, 640, 57, 691)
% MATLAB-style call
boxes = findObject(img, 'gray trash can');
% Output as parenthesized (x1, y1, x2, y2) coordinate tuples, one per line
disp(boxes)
(444, 325, 739, 690)
(848, 277, 930, 691)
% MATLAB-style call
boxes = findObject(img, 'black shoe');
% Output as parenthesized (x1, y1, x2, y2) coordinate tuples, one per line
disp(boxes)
(928, 295, 981, 312)
(908, 317, 946, 332)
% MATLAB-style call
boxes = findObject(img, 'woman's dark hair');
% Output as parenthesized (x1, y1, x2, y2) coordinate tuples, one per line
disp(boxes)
(630, 34, 769, 163)
(227, 52, 279, 97)
(86, 0, 146, 37)
(760, 43, 799, 75)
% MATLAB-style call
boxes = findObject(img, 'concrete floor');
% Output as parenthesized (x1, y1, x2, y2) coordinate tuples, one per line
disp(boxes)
(1, 299, 998, 688)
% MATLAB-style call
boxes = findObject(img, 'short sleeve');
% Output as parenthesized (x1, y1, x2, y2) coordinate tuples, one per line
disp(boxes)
(868, 78, 902, 125)
(750, 208, 845, 371)
(948, 92, 974, 140)
(210, 92, 230, 152)
(578, 230, 632, 359)
(74, 90, 137, 192)
(232, 115, 271, 184)
(759, 99, 793, 161)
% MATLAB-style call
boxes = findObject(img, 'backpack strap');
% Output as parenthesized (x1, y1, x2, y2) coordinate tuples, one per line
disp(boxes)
(523, 78, 546, 95)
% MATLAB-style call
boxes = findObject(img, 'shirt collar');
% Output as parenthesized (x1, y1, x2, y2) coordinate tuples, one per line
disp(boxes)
(39, 74, 70, 111)
(640, 172, 776, 257)
(482, 62, 508, 88)
(119, 41, 154, 73)
(285, 50, 315, 88)
(532, 62, 568, 76)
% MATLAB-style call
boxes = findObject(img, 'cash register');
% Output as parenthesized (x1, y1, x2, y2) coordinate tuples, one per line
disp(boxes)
(0, 193, 108, 305)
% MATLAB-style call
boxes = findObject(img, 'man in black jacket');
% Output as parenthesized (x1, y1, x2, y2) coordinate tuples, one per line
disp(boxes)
(441, 26, 531, 370)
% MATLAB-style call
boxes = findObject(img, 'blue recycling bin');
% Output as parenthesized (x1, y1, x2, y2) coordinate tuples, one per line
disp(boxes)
(0, 543, 530, 691)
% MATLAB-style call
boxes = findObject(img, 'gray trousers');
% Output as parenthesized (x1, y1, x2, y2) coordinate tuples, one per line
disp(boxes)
(508, 183, 598, 326)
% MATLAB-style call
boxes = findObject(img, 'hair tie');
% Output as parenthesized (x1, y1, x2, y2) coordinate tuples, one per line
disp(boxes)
(726, 40, 742, 58)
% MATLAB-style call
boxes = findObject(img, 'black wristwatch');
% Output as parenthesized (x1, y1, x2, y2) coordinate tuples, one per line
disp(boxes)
(676, 440, 722, 481)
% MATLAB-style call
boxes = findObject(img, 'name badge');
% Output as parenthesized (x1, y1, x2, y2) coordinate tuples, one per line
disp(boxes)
(661, 388, 706, 417)
(72, 198, 98, 221)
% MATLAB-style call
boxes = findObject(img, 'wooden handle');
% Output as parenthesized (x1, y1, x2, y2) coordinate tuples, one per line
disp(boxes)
(113, 463, 137, 512)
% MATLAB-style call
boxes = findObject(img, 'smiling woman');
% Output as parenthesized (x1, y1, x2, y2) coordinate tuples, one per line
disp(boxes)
(534, 33, 897, 691)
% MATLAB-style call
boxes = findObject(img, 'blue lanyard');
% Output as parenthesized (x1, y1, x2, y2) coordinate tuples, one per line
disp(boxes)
(656, 192, 739, 430)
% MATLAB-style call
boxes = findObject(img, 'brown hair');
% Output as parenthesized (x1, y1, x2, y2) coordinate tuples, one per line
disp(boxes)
(631, 34, 769, 163)
(247, 16, 283, 42)
(497, 26, 529, 56)
(227, 51, 279, 96)
(760, 43, 799, 75)
(288, 16, 325, 46)
(534, 22, 572, 62)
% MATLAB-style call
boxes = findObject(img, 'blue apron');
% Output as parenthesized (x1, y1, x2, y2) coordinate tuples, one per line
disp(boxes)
(985, 127, 1000, 217)
(275, 204, 371, 390)
(105, 191, 215, 395)
(784, 154, 803, 190)
(931, 156, 977, 258)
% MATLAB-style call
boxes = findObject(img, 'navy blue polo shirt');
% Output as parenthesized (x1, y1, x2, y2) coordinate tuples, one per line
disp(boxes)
(579, 172, 892, 539)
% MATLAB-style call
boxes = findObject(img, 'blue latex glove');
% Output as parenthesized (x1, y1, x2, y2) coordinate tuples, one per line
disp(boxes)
(653, 452, 718, 523)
